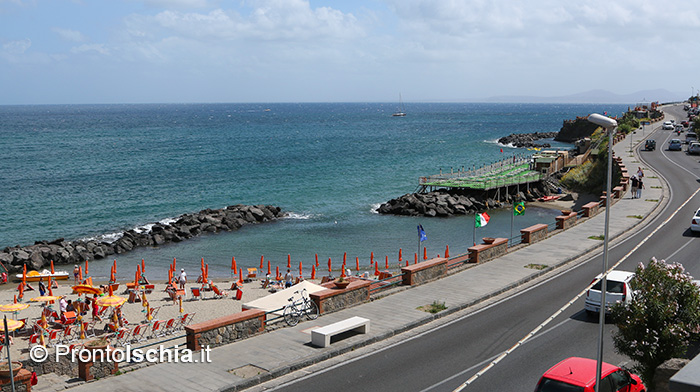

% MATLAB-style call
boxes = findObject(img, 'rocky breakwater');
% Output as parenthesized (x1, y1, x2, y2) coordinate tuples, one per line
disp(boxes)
(0, 204, 284, 273)
(498, 132, 558, 148)
(377, 181, 560, 217)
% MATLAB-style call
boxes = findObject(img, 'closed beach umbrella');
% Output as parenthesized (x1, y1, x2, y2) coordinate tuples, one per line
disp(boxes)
(78, 266, 83, 282)
(287, 254, 291, 268)
(173, 258, 176, 271)
(17, 282, 24, 302)
(328, 258, 332, 273)
(414, 253, 417, 265)
(298, 261, 302, 277)
(399, 248, 402, 262)
(370, 252, 374, 264)
(355, 257, 359, 272)
(205, 264, 209, 284)
(179, 296, 183, 314)
(374, 262, 379, 276)
(85, 260, 89, 276)
(315, 254, 319, 268)
(445, 245, 450, 258)
(141, 259, 146, 274)
(50, 260, 55, 274)
(340, 266, 346, 278)
(260, 255, 264, 270)
(311, 265, 316, 280)
(275, 266, 280, 280)
(238, 268, 243, 285)
(267, 260, 271, 276)
(231, 257, 237, 276)
(343, 252, 347, 265)
(385, 255, 389, 269)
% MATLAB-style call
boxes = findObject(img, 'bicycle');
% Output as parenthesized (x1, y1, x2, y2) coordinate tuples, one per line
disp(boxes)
(283, 288, 319, 326)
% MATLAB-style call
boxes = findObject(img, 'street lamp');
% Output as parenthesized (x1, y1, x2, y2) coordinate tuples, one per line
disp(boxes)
(587, 113, 617, 392)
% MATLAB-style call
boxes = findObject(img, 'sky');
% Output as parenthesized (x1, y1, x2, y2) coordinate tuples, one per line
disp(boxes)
(0, 0, 697, 105)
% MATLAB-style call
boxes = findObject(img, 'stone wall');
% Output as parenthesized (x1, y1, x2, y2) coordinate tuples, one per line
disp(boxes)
(520, 224, 548, 244)
(401, 258, 447, 286)
(185, 309, 265, 351)
(310, 281, 371, 314)
(555, 211, 577, 230)
(468, 238, 508, 263)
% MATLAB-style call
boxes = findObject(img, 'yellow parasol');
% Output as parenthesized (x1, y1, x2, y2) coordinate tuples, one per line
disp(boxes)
(96, 285, 126, 308)
(4, 319, 24, 332)
(72, 285, 102, 296)
(0, 303, 29, 313)
(30, 295, 61, 303)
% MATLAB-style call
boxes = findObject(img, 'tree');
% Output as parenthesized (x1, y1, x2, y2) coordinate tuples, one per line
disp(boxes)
(612, 258, 700, 386)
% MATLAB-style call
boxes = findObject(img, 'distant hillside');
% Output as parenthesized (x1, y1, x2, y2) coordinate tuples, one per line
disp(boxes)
(485, 89, 686, 104)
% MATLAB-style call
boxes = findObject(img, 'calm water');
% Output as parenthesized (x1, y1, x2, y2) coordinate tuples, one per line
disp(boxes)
(0, 102, 628, 280)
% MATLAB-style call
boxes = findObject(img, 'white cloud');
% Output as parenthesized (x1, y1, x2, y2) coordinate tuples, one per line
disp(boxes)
(70, 43, 109, 55)
(2, 38, 31, 54)
(53, 27, 87, 42)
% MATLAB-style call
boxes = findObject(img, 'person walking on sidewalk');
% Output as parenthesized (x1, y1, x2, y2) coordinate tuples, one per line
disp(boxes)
(630, 175, 638, 199)
(636, 176, 644, 199)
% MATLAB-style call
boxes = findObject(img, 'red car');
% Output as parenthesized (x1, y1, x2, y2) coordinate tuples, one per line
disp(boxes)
(534, 357, 645, 392)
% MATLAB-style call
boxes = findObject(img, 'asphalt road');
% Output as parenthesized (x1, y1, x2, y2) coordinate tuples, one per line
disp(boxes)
(259, 105, 700, 392)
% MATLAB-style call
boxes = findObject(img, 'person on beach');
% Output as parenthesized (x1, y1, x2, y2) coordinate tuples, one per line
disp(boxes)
(38, 279, 46, 296)
(637, 176, 644, 199)
(178, 268, 187, 290)
(59, 296, 68, 316)
(89, 297, 102, 321)
(73, 265, 80, 284)
(284, 269, 294, 288)
(630, 175, 638, 199)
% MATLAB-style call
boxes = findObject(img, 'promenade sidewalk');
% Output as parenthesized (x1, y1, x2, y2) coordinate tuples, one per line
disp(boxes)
(35, 128, 665, 392)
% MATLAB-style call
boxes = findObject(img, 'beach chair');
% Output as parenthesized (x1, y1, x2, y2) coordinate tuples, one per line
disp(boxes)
(143, 284, 155, 294)
(16, 318, 28, 335)
(85, 320, 98, 338)
(149, 320, 167, 339)
(68, 343, 83, 353)
(246, 268, 257, 282)
(130, 324, 149, 343)
(28, 333, 41, 348)
(149, 306, 161, 320)
(47, 329, 62, 347)
(211, 285, 227, 299)
(61, 325, 77, 344)
(163, 318, 177, 335)
(114, 327, 132, 347)
(190, 287, 202, 301)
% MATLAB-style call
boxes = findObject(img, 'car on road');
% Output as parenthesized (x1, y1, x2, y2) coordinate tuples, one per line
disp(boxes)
(644, 139, 656, 151)
(688, 142, 700, 155)
(686, 132, 698, 144)
(675, 124, 685, 133)
(691, 207, 700, 233)
(584, 270, 635, 315)
(534, 357, 645, 392)
(662, 121, 674, 130)
(669, 139, 683, 151)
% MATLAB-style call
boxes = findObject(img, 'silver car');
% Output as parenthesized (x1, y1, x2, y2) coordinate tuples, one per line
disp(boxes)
(688, 142, 700, 155)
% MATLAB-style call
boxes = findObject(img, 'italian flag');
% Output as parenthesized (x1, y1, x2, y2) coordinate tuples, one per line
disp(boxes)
(475, 212, 490, 228)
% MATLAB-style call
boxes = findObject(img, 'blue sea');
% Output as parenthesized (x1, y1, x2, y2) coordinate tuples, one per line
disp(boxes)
(0, 102, 629, 281)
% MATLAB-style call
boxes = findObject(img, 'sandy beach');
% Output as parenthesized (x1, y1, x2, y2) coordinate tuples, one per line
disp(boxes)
(0, 273, 322, 361)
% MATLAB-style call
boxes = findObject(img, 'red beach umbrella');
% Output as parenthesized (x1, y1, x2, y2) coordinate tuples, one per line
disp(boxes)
(423, 247, 427, 260)
(287, 254, 291, 269)
(399, 248, 402, 262)
(374, 262, 379, 276)
(370, 252, 374, 264)
(298, 261, 302, 277)
(267, 260, 271, 276)
(385, 255, 389, 269)
(50, 260, 55, 274)
(343, 252, 347, 265)
(414, 253, 417, 265)
(173, 258, 176, 271)
(315, 254, 319, 268)
(275, 266, 280, 280)
(205, 264, 209, 283)
(445, 245, 450, 258)
(260, 255, 264, 270)
(355, 257, 359, 272)
(141, 259, 146, 274)
(85, 260, 89, 276)
(311, 265, 316, 280)
(340, 266, 346, 278)
(78, 266, 83, 282)
(327, 258, 332, 273)
(238, 268, 243, 285)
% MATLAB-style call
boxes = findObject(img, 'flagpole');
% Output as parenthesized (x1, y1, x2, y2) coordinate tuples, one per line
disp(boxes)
(510, 204, 514, 247)
(473, 212, 476, 246)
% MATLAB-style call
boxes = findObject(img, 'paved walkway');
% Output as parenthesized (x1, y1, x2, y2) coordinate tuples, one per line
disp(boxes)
(35, 127, 666, 392)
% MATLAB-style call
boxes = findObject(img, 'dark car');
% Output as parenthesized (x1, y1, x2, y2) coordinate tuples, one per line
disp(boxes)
(644, 139, 656, 151)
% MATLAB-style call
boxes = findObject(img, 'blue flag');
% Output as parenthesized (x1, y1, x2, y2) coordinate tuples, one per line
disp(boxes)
(417, 224, 427, 242)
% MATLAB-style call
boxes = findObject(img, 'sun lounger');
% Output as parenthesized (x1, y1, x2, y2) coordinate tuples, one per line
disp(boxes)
(246, 268, 257, 282)
(211, 284, 227, 299)
(190, 287, 202, 301)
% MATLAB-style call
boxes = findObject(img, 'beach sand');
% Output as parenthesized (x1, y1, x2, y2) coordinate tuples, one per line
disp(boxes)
(0, 274, 307, 361)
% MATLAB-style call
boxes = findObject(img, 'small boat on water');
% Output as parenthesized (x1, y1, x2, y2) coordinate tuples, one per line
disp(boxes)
(14, 269, 70, 282)
(537, 195, 561, 202)
(392, 93, 406, 117)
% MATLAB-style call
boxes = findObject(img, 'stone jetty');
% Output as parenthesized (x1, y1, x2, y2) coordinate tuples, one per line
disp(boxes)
(497, 131, 558, 148)
(0, 204, 285, 272)
(377, 180, 561, 217)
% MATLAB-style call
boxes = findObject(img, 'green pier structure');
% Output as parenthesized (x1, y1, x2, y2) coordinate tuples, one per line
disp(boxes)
(416, 153, 547, 200)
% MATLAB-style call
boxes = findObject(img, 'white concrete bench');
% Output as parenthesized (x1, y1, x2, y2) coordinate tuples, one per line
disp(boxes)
(311, 316, 370, 348)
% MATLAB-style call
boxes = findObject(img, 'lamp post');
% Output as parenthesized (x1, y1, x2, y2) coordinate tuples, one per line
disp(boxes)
(587, 113, 617, 392)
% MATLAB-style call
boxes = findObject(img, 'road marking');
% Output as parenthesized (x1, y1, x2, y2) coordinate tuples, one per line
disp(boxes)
(666, 237, 697, 261)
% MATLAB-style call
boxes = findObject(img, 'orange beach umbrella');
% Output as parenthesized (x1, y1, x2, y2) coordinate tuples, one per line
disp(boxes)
(385, 255, 389, 269)
(141, 259, 146, 274)
(50, 260, 55, 274)
(287, 254, 291, 268)
(315, 254, 319, 268)
(298, 261, 302, 277)
(267, 260, 271, 276)
(238, 268, 243, 285)
(399, 248, 402, 262)
(85, 260, 89, 276)
(327, 258, 332, 273)
(445, 245, 450, 258)
(355, 257, 359, 272)
(311, 265, 316, 280)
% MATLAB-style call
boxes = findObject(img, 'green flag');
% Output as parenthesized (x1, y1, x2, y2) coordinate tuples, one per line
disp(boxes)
(513, 201, 525, 216)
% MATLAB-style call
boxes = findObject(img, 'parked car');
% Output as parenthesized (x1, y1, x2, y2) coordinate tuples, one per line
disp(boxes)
(688, 142, 700, 155)
(686, 132, 698, 144)
(669, 139, 683, 151)
(584, 270, 635, 315)
(691, 207, 700, 233)
(644, 139, 656, 151)
(534, 357, 645, 392)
